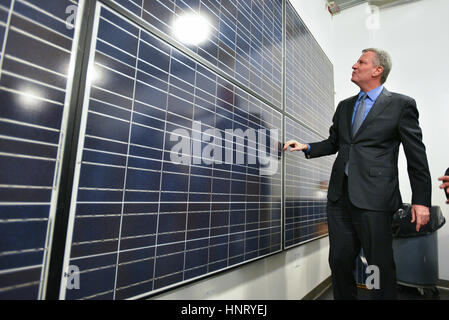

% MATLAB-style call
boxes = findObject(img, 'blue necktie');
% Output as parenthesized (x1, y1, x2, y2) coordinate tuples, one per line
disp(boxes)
(352, 94, 368, 137)
(345, 94, 368, 176)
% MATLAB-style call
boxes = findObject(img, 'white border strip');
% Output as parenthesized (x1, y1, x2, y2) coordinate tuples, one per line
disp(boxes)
(58, 0, 101, 300)
(39, 0, 87, 301)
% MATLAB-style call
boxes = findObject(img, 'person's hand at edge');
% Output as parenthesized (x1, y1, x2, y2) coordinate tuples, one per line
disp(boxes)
(438, 175, 449, 204)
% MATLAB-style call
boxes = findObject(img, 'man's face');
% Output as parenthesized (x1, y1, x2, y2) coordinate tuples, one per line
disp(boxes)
(351, 51, 381, 87)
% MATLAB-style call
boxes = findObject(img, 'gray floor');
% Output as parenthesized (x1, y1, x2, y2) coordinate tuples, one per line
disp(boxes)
(317, 284, 449, 300)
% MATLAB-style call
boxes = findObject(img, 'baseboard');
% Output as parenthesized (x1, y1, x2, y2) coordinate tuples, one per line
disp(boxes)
(437, 279, 449, 289)
(302, 276, 332, 300)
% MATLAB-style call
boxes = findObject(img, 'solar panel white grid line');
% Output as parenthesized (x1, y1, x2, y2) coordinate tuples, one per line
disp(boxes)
(10, 6, 74, 43)
(0, 279, 41, 294)
(0, 134, 59, 148)
(0, 0, 15, 83)
(16, 0, 76, 27)
(110, 24, 142, 299)
(180, 60, 200, 283)
(144, 18, 172, 292)
(9, 25, 71, 54)
(3, 54, 68, 86)
(0, 118, 61, 135)
(204, 62, 219, 276)
(1, 70, 68, 93)
(69, 215, 280, 239)
(0, 85, 65, 107)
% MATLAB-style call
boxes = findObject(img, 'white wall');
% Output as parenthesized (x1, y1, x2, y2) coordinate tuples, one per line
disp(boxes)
(331, 0, 449, 280)
(152, 0, 334, 300)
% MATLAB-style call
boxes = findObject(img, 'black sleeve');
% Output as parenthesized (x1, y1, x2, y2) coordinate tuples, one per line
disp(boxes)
(398, 98, 432, 207)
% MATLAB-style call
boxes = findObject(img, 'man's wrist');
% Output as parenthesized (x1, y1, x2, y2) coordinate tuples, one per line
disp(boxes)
(303, 144, 311, 153)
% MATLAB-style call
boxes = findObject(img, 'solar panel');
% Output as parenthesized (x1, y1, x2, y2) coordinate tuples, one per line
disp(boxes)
(285, 1, 334, 137)
(108, 0, 283, 108)
(60, 3, 283, 300)
(283, 1, 334, 249)
(284, 117, 333, 248)
(0, 0, 79, 299)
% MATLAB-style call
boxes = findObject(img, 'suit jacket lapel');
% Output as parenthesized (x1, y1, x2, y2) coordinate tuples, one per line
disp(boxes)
(352, 87, 392, 140)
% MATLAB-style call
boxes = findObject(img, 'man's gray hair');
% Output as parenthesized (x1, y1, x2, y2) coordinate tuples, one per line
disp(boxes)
(363, 48, 392, 84)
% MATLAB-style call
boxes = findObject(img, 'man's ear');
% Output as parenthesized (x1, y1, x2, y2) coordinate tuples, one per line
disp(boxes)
(373, 65, 383, 78)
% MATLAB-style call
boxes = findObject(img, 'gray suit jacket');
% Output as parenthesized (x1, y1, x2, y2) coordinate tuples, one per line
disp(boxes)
(306, 88, 431, 211)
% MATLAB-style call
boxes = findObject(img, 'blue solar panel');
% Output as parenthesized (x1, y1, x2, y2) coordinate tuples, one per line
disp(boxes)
(284, 117, 333, 248)
(108, 0, 283, 107)
(60, 4, 282, 299)
(285, 1, 334, 137)
(0, 0, 78, 299)
(283, 1, 334, 249)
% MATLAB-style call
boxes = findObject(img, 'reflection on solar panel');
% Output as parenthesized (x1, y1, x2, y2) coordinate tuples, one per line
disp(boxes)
(109, 0, 283, 107)
(284, 118, 333, 248)
(0, 0, 79, 299)
(0, 0, 334, 300)
(60, 3, 283, 299)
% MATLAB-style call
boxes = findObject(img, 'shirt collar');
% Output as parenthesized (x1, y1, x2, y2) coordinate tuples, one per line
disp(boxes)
(358, 85, 384, 102)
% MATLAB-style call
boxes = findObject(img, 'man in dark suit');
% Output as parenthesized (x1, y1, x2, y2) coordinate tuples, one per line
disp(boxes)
(283, 48, 431, 299)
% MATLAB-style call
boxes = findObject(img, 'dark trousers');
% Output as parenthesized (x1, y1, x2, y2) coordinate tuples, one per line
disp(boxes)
(326, 177, 398, 300)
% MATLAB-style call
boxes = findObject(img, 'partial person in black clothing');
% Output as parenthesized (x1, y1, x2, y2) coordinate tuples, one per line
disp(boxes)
(283, 48, 431, 300)
(438, 167, 449, 203)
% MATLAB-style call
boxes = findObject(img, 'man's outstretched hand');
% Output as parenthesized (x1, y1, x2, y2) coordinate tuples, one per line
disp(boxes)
(283, 140, 308, 152)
